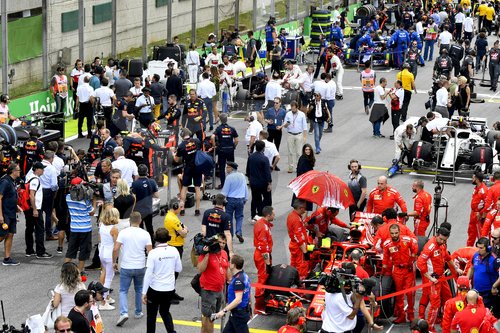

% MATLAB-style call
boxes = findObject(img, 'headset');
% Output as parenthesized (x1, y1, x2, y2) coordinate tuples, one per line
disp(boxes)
(287, 307, 306, 327)
(170, 199, 180, 210)
(213, 193, 228, 207)
(476, 237, 492, 253)
(347, 159, 362, 170)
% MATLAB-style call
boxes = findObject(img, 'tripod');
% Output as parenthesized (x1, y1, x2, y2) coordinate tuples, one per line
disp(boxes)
(428, 180, 449, 237)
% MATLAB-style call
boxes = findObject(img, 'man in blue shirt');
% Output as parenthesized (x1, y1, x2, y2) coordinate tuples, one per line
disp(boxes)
(214, 254, 251, 333)
(65, 177, 96, 272)
(221, 162, 248, 242)
(468, 237, 500, 312)
(264, 97, 287, 151)
(40, 150, 59, 240)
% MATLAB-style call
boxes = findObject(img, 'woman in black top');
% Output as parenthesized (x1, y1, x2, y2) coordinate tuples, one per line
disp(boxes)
(291, 144, 316, 211)
(113, 179, 135, 231)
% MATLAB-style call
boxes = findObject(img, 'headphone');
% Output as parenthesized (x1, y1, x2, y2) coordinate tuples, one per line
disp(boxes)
(287, 307, 306, 327)
(347, 159, 362, 170)
(213, 194, 228, 207)
(170, 199, 180, 210)
(476, 237, 492, 252)
(0, 94, 8, 103)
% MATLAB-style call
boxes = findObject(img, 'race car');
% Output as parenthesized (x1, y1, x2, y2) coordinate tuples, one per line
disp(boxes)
(343, 40, 391, 67)
(410, 116, 493, 175)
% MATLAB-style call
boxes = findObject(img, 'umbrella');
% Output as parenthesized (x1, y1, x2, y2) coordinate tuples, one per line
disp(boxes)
(288, 170, 355, 209)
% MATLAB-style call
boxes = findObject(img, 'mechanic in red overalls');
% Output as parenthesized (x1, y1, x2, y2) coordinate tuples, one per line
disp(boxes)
(306, 206, 348, 238)
(403, 180, 432, 236)
(451, 246, 477, 276)
(366, 176, 407, 215)
(468, 171, 488, 245)
(287, 199, 310, 279)
(372, 208, 413, 253)
(417, 226, 460, 332)
(253, 206, 275, 314)
(441, 276, 470, 333)
(483, 172, 500, 216)
(382, 224, 418, 324)
(481, 196, 500, 238)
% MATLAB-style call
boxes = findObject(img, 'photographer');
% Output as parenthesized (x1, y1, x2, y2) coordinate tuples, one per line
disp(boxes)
(197, 233, 231, 333)
(321, 263, 383, 333)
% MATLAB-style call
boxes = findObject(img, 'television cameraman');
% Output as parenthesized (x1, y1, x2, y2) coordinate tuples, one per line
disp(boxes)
(197, 233, 231, 333)
(320, 262, 383, 333)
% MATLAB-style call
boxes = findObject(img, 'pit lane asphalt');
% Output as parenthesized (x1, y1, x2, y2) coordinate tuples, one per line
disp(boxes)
(3, 42, 500, 333)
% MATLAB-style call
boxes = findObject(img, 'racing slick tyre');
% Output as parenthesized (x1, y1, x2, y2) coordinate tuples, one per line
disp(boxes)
(374, 275, 395, 319)
(0, 124, 17, 146)
(417, 235, 428, 255)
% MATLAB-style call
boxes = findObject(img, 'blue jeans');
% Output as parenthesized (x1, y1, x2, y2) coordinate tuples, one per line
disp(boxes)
(119, 267, 145, 316)
(424, 40, 435, 61)
(203, 97, 214, 129)
(326, 99, 335, 123)
(373, 120, 382, 136)
(54, 94, 67, 115)
(222, 91, 229, 113)
(313, 121, 325, 153)
(226, 197, 245, 236)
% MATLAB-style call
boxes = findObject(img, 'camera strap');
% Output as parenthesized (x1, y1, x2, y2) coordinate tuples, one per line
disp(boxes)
(341, 286, 353, 309)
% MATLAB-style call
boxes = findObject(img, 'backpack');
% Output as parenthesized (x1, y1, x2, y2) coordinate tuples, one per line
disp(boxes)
(18, 177, 40, 211)
(195, 150, 215, 176)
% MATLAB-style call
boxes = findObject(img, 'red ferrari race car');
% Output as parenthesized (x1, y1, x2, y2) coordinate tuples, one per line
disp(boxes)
(262, 212, 396, 332)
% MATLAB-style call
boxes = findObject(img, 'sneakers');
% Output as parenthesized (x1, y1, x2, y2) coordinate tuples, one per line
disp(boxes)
(46, 235, 58, 241)
(99, 302, 115, 311)
(2, 257, 20, 266)
(56, 247, 63, 254)
(365, 105, 370, 114)
(323, 127, 332, 133)
(236, 234, 244, 243)
(36, 253, 53, 259)
(116, 314, 129, 326)
(25, 252, 35, 257)
(195, 209, 200, 216)
(107, 297, 116, 305)
(180, 209, 185, 216)
(134, 312, 144, 319)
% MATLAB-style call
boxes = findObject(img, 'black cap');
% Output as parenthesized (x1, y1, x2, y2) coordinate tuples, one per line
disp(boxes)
(32, 162, 46, 170)
(142, 87, 151, 93)
(88, 281, 110, 294)
(227, 161, 238, 170)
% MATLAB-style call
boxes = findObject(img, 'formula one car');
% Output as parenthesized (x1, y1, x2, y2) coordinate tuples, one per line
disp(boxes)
(263, 212, 394, 331)
(410, 116, 493, 175)
(344, 41, 391, 67)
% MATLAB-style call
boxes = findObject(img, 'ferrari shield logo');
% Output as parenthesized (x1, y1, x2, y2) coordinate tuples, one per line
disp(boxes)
(471, 308, 476, 314)
(455, 301, 464, 311)
(344, 189, 349, 197)
(312, 186, 320, 194)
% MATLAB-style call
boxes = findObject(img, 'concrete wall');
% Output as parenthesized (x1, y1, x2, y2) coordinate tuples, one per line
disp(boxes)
(2, 0, 253, 93)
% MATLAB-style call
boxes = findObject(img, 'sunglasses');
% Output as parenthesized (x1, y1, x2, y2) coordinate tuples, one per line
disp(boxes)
(492, 237, 499, 240)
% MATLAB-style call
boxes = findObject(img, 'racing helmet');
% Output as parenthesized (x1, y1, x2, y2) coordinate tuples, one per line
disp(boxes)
(149, 122, 161, 137)
(457, 276, 470, 289)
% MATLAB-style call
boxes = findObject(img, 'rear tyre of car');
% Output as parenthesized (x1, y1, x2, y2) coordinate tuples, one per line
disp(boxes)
(374, 275, 395, 319)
